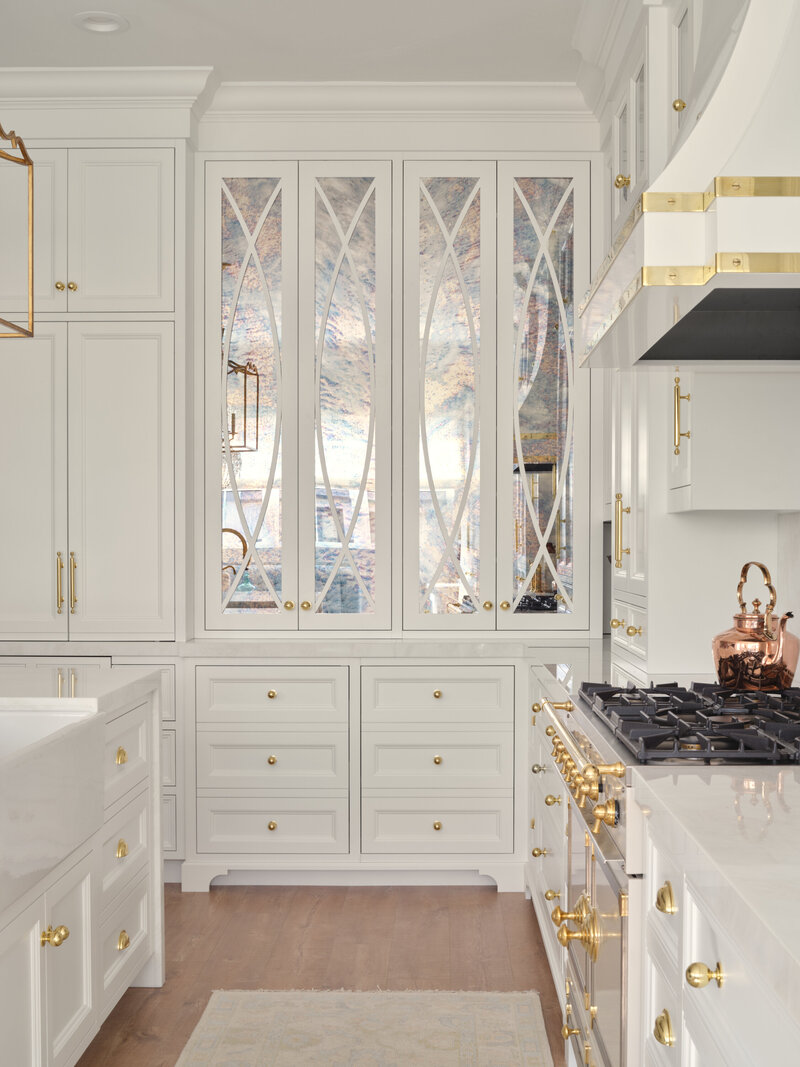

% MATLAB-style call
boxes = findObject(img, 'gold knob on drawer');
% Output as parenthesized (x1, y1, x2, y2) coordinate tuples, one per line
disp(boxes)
(268, 821, 278, 831)
(67, 281, 78, 291)
(41, 924, 70, 948)
(433, 821, 442, 831)
(545, 726, 556, 737)
(482, 600, 493, 610)
(55, 281, 66, 291)
(433, 755, 442, 765)
(655, 880, 677, 915)
(268, 690, 277, 699)
(433, 689, 442, 698)
(267, 755, 277, 765)
(301, 600, 312, 610)
(115, 746, 128, 765)
(614, 173, 631, 189)
(626, 625, 643, 637)
(686, 961, 724, 989)
(561, 1023, 580, 1040)
(610, 618, 625, 629)
(531, 764, 545, 774)
(531, 703, 542, 713)
(672, 98, 687, 112)
(544, 889, 560, 901)
(116, 839, 129, 859)
(284, 600, 295, 610)
(500, 600, 510, 610)
(545, 794, 562, 806)
(654, 1008, 675, 1047)
(532, 848, 549, 858)
(118, 930, 130, 951)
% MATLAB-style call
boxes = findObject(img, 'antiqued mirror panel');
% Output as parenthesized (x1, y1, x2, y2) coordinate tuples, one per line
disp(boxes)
(509, 176, 574, 614)
(220, 176, 285, 614)
(417, 176, 483, 615)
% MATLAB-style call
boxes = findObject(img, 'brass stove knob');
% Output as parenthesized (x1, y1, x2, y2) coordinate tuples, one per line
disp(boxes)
(561, 1022, 580, 1040)
(550, 905, 580, 926)
(592, 800, 620, 834)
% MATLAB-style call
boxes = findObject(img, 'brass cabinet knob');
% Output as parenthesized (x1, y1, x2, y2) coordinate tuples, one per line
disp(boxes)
(118, 930, 131, 952)
(41, 924, 70, 948)
(433, 689, 442, 698)
(115, 746, 128, 766)
(301, 600, 312, 610)
(284, 600, 295, 610)
(544, 889, 560, 901)
(268, 689, 277, 699)
(267, 755, 277, 765)
(267, 821, 278, 831)
(482, 600, 493, 610)
(626, 625, 643, 637)
(67, 281, 78, 291)
(561, 1023, 580, 1040)
(672, 98, 687, 112)
(655, 880, 677, 915)
(531, 703, 542, 713)
(653, 1008, 675, 1047)
(610, 618, 625, 629)
(545, 794, 562, 806)
(433, 821, 442, 831)
(55, 281, 66, 291)
(433, 755, 442, 765)
(545, 726, 556, 737)
(116, 839, 129, 859)
(614, 174, 631, 189)
(531, 764, 545, 774)
(686, 961, 724, 989)
(531, 847, 549, 858)
(500, 600, 510, 610)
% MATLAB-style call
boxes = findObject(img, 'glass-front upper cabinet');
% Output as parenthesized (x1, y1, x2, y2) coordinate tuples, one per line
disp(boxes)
(204, 161, 390, 630)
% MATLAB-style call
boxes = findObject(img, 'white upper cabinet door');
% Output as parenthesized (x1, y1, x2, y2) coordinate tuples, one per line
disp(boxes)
(496, 163, 590, 630)
(205, 162, 299, 631)
(67, 322, 174, 639)
(403, 162, 497, 630)
(0, 326, 69, 638)
(298, 162, 392, 629)
(67, 149, 174, 312)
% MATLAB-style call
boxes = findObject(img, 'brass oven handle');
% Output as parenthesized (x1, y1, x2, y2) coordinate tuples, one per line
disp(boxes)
(56, 552, 64, 614)
(69, 551, 77, 614)
(673, 377, 691, 455)
(614, 494, 631, 567)
(654, 1008, 675, 1046)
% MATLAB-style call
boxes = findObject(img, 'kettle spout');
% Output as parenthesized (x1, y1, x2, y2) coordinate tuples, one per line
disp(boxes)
(765, 610, 794, 663)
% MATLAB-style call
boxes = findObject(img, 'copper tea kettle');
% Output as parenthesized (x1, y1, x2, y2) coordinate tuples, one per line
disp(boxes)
(712, 561, 799, 690)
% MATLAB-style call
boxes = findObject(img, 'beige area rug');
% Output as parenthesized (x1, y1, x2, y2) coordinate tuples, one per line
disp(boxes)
(175, 989, 555, 1066)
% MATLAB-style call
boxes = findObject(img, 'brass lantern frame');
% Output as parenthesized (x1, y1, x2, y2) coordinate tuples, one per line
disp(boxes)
(0, 122, 33, 338)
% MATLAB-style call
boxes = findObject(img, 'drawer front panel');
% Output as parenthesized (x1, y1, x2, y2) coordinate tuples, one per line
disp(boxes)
(161, 729, 176, 787)
(196, 666, 347, 724)
(361, 796, 513, 853)
(99, 788, 149, 913)
(362, 730, 512, 790)
(197, 797, 349, 854)
(162, 794, 177, 852)
(196, 730, 348, 790)
(99, 876, 151, 1014)
(645, 954, 682, 1063)
(362, 666, 513, 724)
(104, 701, 149, 808)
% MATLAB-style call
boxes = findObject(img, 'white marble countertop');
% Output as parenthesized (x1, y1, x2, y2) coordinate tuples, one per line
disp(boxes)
(0, 666, 161, 713)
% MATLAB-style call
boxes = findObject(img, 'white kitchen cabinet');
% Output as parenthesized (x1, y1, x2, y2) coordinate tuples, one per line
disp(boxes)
(0, 897, 46, 1066)
(611, 33, 648, 231)
(0, 323, 175, 640)
(0, 148, 174, 317)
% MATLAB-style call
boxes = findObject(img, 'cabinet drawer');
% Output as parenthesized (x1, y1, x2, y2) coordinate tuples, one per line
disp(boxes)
(646, 836, 682, 958)
(196, 730, 348, 790)
(196, 797, 349, 853)
(99, 875, 152, 1015)
(610, 600, 647, 659)
(161, 729, 176, 788)
(196, 666, 347, 724)
(361, 796, 513, 853)
(645, 954, 681, 1063)
(362, 729, 512, 790)
(99, 788, 149, 915)
(362, 666, 513, 724)
(104, 701, 150, 808)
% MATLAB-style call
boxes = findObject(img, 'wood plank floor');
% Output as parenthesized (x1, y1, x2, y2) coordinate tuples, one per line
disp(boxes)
(78, 883, 566, 1066)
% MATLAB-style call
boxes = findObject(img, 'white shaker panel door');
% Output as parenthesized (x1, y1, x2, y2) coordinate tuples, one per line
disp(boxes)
(67, 149, 174, 312)
(67, 323, 174, 638)
(0, 147, 67, 316)
(0, 897, 45, 1067)
(0, 326, 69, 637)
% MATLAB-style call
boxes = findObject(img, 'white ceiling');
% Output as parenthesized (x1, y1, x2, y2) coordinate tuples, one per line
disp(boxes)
(9, 0, 586, 83)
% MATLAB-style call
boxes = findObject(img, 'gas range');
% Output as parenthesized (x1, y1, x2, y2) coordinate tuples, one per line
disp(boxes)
(579, 681, 800, 765)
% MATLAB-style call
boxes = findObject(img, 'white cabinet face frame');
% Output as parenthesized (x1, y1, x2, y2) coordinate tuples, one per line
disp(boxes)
(671, 3, 693, 142)
(496, 162, 590, 630)
(612, 34, 647, 230)
(403, 161, 497, 630)
(0, 897, 45, 1067)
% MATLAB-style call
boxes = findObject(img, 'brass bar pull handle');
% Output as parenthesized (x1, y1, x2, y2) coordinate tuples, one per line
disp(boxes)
(56, 552, 64, 614)
(614, 494, 631, 568)
(673, 376, 691, 454)
(69, 552, 77, 614)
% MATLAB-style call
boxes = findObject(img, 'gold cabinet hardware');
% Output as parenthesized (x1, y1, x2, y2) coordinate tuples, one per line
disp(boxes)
(531, 703, 541, 713)
(500, 600, 510, 610)
(55, 281, 66, 291)
(531, 847, 549, 857)
(545, 794, 562, 806)
(67, 281, 78, 291)
(584, 762, 625, 781)
(433, 755, 442, 765)
(69, 551, 77, 613)
(284, 600, 295, 610)
(656, 880, 677, 915)
(268, 689, 277, 699)
(57, 670, 64, 698)
(544, 889, 560, 901)
(116, 839, 129, 859)
(591, 800, 620, 834)
(614, 174, 631, 189)
(550, 701, 574, 711)
(614, 494, 631, 568)
(115, 746, 128, 766)
(558, 909, 601, 961)
(433, 821, 442, 831)
(686, 961, 724, 989)
(626, 625, 642, 637)
(531, 764, 545, 774)
(562, 1023, 580, 1040)
(551, 904, 582, 926)
(70, 670, 76, 698)
(673, 377, 691, 455)
(267, 821, 277, 831)
(117, 930, 130, 951)
(672, 98, 687, 112)
(482, 600, 493, 610)
(41, 924, 70, 948)
(433, 689, 442, 699)
(654, 1008, 675, 1046)
(609, 618, 625, 629)
(530, 818, 536, 830)
(267, 755, 277, 765)
(56, 552, 64, 614)
(301, 600, 311, 610)
(545, 726, 556, 737)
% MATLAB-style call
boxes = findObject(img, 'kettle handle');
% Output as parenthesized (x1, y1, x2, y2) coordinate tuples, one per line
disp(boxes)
(737, 562, 778, 631)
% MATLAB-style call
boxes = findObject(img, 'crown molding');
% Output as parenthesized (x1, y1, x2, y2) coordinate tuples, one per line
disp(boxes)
(0, 67, 214, 108)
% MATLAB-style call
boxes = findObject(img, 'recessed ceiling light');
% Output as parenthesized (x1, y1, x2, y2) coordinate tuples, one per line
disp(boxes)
(73, 10, 130, 33)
